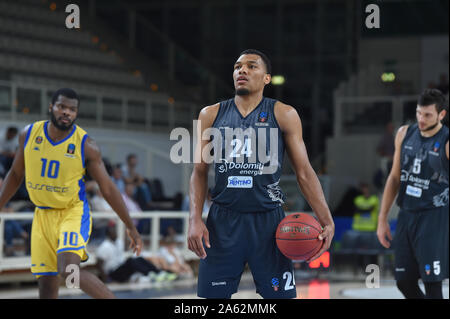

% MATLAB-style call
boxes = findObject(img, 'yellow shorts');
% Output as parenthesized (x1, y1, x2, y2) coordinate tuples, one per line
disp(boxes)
(31, 204, 92, 277)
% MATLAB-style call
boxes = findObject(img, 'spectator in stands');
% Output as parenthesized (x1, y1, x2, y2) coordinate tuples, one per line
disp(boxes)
(158, 237, 194, 279)
(352, 182, 380, 232)
(0, 177, 29, 256)
(122, 182, 143, 213)
(122, 154, 153, 210)
(0, 126, 19, 175)
(336, 183, 382, 270)
(89, 182, 115, 242)
(96, 222, 176, 283)
(90, 183, 114, 213)
(111, 164, 125, 194)
(122, 182, 151, 234)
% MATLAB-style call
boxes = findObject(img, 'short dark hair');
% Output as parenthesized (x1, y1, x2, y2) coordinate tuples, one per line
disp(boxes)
(51, 88, 79, 105)
(7, 126, 18, 135)
(239, 49, 272, 75)
(418, 88, 447, 113)
(126, 153, 137, 161)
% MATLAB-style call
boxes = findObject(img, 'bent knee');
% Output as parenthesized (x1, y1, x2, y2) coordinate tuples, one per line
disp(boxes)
(57, 252, 81, 279)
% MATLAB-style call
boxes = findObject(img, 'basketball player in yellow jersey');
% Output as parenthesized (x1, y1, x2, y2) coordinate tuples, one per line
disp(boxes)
(0, 88, 142, 299)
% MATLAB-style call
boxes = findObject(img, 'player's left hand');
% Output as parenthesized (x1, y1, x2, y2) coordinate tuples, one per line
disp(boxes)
(126, 227, 143, 256)
(306, 224, 334, 263)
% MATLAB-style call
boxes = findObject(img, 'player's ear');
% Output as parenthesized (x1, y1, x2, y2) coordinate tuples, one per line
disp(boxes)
(264, 74, 271, 85)
(438, 109, 446, 121)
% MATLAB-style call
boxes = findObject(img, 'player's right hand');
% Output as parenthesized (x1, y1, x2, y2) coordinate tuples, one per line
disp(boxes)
(188, 217, 210, 259)
(376, 220, 393, 249)
(127, 227, 143, 256)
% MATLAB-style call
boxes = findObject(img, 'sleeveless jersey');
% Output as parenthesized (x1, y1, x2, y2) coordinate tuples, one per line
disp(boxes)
(23, 120, 89, 210)
(211, 97, 286, 213)
(396, 123, 449, 212)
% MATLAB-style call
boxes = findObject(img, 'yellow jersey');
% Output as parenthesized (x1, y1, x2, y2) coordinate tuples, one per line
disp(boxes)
(24, 120, 89, 210)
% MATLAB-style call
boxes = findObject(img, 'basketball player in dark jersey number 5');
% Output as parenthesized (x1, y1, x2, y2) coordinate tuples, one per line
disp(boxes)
(377, 89, 449, 299)
(188, 49, 334, 299)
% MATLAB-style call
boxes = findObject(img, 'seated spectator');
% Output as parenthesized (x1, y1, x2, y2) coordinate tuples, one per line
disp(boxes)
(0, 177, 29, 256)
(96, 222, 176, 283)
(0, 126, 19, 174)
(352, 183, 380, 232)
(89, 182, 115, 242)
(158, 237, 194, 279)
(122, 182, 143, 213)
(122, 182, 151, 234)
(90, 183, 114, 213)
(121, 154, 153, 210)
(111, 164, 125, 194)
(3, 206, 29, 257)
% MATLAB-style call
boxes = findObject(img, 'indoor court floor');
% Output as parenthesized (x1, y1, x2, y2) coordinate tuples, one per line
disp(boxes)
(0, 271, 448, 299)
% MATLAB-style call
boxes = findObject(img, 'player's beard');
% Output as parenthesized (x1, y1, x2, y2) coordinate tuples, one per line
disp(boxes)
(235, 88, 250, 96)
(50, 110, 75, 131)
(419, 119, 439, 132)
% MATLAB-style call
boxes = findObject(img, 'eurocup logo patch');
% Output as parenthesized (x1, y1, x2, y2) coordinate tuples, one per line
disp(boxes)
(67, 143, 76, 154)
(271, 277, 279, 291)
(258, 111, 268, 123)
(35, 136, 43, 144)
(425, 264, 431, 275)
(433, 142, 440, 153)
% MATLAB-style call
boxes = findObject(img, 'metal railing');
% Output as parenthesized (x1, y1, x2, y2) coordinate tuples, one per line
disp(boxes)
(0, 79, 200, 132)
(0, 211, 194, 272)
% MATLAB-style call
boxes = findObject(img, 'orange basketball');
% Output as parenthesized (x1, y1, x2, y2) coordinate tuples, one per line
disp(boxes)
(276, 213, 323, 261)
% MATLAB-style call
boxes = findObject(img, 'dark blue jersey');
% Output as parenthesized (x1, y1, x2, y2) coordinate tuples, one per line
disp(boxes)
(396, 123, 449, 212)
(210, 97, 286, 213)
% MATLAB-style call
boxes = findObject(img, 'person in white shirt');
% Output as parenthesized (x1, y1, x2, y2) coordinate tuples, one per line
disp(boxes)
(96, 222, 161, 283)
(158, 238, 194, 279)
(121, 183, 142, 213)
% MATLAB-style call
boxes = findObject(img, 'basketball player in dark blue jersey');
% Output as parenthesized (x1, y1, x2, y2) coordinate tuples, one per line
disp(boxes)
(377, 89, 449, 299)
(188, 49, 334, 299)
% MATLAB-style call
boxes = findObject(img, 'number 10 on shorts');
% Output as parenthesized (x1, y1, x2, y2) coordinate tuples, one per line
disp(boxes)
(62, 232, 79, 246)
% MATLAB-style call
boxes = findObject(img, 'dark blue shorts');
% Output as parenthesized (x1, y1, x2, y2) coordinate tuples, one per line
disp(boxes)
(197, 203, 296, 299)
(394, 206, 449, 282)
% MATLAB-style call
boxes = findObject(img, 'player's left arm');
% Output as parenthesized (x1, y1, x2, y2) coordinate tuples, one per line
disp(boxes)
(446, 140, 449, 160)
(84, 137, 142, 256)
(274, 102, 334, 262)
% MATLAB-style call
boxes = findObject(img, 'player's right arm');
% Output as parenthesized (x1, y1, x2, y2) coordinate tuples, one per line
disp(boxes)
(377, 125, 408, 248)
(187, 103, 219, 259)
(0, 127, 27, 210)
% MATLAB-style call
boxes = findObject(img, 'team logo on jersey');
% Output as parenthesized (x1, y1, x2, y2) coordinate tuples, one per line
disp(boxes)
(67, 143, 76, 154)
(425, 264, 431, 275)
(433, 142, 440, 152)
(258, 111, 268, 123)
(35, 136, 43, 144)
(271, 277, 279, 291)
